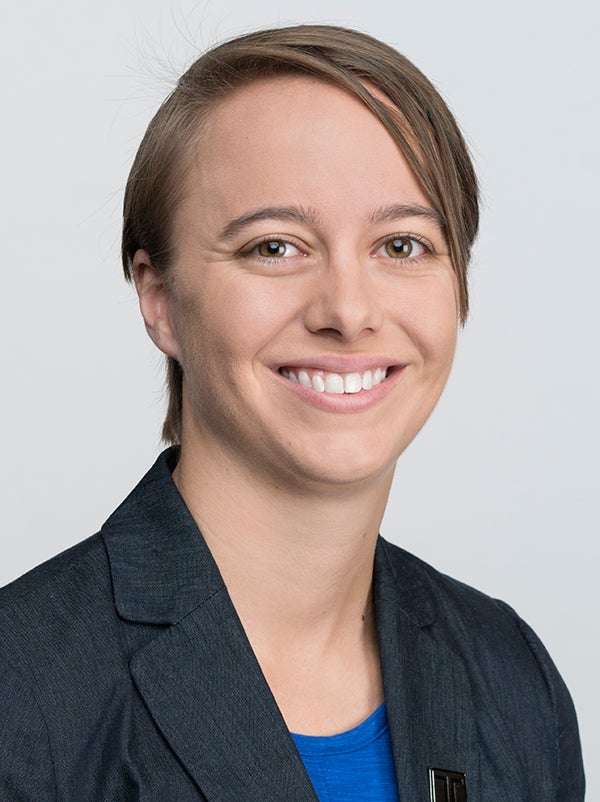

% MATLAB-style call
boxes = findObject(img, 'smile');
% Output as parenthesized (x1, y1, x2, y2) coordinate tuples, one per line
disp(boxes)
(279, 367, 389, 394)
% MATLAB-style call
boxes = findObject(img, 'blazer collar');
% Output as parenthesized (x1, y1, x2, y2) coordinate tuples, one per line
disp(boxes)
(102, 447, 225, 625)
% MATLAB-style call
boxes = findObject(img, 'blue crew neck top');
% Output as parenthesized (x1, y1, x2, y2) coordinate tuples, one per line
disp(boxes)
(291, 703, 400, 801)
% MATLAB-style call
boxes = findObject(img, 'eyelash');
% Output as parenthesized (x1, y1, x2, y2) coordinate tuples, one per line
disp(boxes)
(239, 234, 433, 265)
(375, 234, 433, 266)
(238, 237, 304, 264)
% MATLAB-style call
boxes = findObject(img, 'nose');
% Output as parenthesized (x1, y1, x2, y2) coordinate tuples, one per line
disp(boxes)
(303, 251, 384, 341)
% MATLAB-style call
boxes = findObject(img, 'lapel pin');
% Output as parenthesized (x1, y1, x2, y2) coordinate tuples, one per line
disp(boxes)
(428, 767, 467, 802)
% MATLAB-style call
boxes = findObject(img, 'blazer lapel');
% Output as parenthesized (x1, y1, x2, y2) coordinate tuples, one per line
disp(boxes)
(374, 539, 481, 801)
(375, 539, 534, 801)
(130, 586, 318, 802)
(102, 449, 318, 801)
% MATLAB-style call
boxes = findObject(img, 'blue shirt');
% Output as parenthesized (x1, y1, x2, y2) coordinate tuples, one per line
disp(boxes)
(291, 704, 400, 801)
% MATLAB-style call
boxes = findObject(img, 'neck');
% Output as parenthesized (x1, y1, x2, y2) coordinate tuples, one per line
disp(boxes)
(173, 430, 395, 733)
(173, 436, 394, 653)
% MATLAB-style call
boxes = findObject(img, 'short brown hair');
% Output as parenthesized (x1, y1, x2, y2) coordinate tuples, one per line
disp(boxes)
(122, 24, 479, 445)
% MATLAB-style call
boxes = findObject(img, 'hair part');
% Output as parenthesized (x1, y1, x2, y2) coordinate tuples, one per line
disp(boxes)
(122, 25, 479, 445)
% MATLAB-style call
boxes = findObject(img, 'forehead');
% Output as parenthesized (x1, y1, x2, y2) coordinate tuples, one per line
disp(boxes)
(199, 74, 400, 163)
(178, 75, 430, 233)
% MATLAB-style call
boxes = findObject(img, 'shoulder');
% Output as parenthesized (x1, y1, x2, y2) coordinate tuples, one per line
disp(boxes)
(377, 537, 585, 797)
(0, 533, 123, 684)
(377, 536, 569, 686)
(0, 535, 113, 799)
(0, 533, 111, 634)
(0, 533, 104, 609)
(379, 535, 547, 646)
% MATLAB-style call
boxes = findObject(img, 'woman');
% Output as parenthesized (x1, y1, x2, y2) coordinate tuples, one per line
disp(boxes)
(0, 25, 584, 801)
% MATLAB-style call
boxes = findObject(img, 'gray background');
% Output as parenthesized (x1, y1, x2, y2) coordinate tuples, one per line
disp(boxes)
(2, 0, 598, 791)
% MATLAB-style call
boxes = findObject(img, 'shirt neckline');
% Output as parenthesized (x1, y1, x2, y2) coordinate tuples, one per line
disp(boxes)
(291, 703, 389, 756)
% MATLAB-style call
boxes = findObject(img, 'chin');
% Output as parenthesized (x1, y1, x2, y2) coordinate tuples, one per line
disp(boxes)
(287, 436, 402, 489)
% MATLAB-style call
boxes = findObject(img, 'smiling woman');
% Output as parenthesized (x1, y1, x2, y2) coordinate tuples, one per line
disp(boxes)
(133, 74, 459, 489)
(0, 24, 585, 802)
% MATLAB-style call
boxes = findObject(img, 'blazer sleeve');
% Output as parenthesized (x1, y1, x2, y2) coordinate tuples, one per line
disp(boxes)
(495, 600, 586, 800)
(0, 657, 56, 801)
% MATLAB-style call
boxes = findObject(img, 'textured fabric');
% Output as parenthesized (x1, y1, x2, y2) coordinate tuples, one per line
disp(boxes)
(291, 703, 400, 801)
(0, 448, 586, 801)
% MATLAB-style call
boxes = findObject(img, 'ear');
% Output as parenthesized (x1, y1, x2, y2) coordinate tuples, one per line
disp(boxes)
(132, 250, 181, 360)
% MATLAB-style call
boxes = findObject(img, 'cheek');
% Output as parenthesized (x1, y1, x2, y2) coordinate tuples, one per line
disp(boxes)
(391, 275, 458, 364)
(227, 286, 286, 332)
(213, 276, 308, 357)
(171, 275, 301, 369)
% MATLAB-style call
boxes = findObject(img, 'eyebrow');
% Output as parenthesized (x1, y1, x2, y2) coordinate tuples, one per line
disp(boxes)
(368, 203, 446, 232)
(218, 201, 446, 241)
(219, 205, 321, 240)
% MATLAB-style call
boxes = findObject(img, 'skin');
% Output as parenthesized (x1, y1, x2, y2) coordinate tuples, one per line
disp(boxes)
(134, 75, 458, 735)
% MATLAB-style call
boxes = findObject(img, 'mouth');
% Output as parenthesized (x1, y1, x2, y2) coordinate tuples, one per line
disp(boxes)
(278, 366, 391, 394)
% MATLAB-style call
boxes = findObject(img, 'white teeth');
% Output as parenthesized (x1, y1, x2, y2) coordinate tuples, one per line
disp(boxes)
(324, 373, 344, 393)
(282, 367, 389, 394)
(344, 372, 362, 394)
(312, 374, 326, 393)
(298, 370, 312, 388)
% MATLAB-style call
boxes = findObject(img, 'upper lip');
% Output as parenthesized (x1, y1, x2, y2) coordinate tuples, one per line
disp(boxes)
(275, 355, 402, 373)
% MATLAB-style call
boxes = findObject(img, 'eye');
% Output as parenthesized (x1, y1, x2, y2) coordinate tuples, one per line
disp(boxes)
(379, 235, 428, 260)
(255, 239, 301, 259)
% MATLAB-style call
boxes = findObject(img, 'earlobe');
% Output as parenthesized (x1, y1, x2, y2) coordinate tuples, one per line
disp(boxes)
(132, 249, 181, 360)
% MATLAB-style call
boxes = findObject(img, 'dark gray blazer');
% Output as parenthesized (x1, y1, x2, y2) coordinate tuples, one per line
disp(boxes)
(0, 450, 585, 801)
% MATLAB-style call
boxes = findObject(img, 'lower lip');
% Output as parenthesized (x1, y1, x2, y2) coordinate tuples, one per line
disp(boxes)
(273, 368, 404, 412)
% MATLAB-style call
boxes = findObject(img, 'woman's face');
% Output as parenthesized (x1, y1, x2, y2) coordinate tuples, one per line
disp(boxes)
(138, 75, 458, 490)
